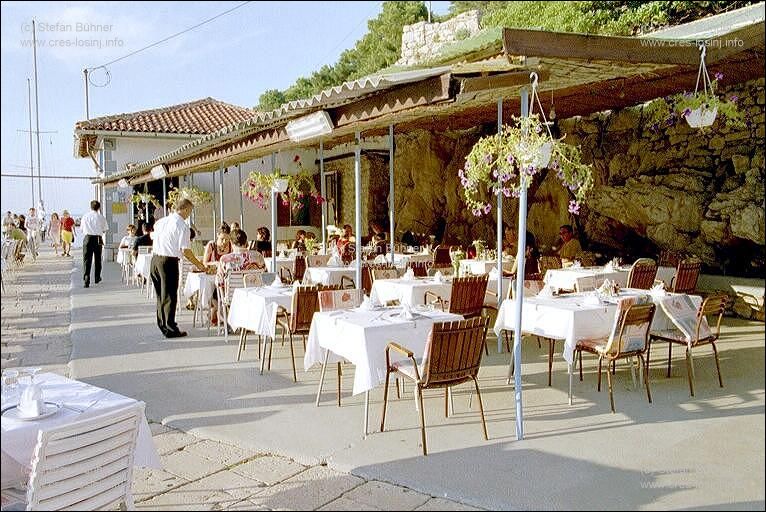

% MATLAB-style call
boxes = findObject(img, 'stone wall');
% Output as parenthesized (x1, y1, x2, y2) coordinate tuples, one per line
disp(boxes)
(397, 10, 481, 67)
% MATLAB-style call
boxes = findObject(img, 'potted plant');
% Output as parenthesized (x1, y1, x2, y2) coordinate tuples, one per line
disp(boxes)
(450, 248, 465, 277)
(472, 239, 486, 259)
(241, 155, 325, 210)
(131, 192, 156, 205)
(459, 114, 593, 218)
(166, 185, 213, 208)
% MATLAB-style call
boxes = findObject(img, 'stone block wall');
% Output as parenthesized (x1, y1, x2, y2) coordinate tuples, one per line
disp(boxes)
(397, 10, 481, 67)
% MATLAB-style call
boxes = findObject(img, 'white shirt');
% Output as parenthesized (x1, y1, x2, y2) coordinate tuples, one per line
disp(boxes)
(26, 214, 39, 231)
(152, 212, 190, 258)
(80, 210, 108, 236)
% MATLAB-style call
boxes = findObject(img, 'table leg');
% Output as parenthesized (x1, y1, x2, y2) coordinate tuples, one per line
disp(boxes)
(568, 363, 573, 406)
(316, 349, 329, 406)
(260, 336, 271, 375)
(363, 391, 370, 438)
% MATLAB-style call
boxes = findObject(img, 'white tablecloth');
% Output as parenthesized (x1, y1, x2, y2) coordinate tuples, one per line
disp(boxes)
(1, 373, 159, 488)
(370, 276, 512, 309)
(545, 266, 676, 291)
(134, 253, 153, 278)
(305, 266, 356, 286)
(116, 247, 132, 265)
(227, 286, 293, 338)
(493, 290, 702, 364)
(385, 253, 432, 266)
(305, 307, 463, 395)
(459, 258, 514, 276)
(183, 271, 217, 306)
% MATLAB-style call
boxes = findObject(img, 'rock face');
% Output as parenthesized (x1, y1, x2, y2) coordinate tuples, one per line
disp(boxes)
(330, 78, 765, 275)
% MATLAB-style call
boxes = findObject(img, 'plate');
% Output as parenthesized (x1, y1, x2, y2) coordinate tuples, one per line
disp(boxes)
(2, 401, 61, 421)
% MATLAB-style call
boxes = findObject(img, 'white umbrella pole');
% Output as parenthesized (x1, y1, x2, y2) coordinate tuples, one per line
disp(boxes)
(212, 170, 217, 230)
(512, 87, 530, 441)
(354, 130, 362, 288)
(271, 153, 277, 272)
(320, 140, 326, 252)
(389, 124, 395, 263)
(238, 164, 244, 230)
(219, 165, 225, 224)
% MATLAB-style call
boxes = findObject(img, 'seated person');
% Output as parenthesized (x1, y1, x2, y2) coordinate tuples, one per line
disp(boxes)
(373, 233, 388, 257)
(132, 222, 154, 259)
(255, 226, 272, 255)
(203, 224, 232, 266)
(336, 224, 355, 263)
(119, 224, 138, 249)
(212, 229, 265, 325)
(304, 231, 318, 254)
(502, 222, 517, 257)
(555, 224, 582, 267)
(291, 229, 307, 252)
(508, 231, 540, 278)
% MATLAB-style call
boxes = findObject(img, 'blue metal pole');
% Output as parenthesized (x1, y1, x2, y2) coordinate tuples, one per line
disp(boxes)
(512, 87, 530, 441)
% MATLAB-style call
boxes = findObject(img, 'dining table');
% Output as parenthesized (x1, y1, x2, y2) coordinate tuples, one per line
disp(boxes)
(1, 372, 160, 489)
(544, 265, 676, 292)
(305, 306, 462, 436)
(459, 258, 514, 276)
(305, 266, 357, 287)
(369, 275, 512, 309)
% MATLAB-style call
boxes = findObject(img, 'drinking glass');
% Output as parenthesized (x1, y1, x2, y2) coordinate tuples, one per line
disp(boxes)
(2, 369, 20, 402)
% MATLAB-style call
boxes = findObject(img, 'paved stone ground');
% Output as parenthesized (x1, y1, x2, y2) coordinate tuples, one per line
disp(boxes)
(2, 247, 481, 511)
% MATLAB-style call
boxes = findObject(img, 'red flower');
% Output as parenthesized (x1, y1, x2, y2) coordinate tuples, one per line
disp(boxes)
(293, 155, 300, 162)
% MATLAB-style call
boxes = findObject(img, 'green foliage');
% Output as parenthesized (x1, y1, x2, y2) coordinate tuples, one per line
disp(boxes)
(257, 1, 428, 111)
(454, 28, 471, 40)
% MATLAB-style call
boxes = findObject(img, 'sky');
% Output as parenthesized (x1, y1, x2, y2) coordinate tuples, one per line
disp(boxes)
(0, 0, 451, 216)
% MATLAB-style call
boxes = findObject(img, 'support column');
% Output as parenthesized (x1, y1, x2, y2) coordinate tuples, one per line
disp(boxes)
(271, 153, 277, 272)
(162, 178, 167, 214)
(388, 125, 395, 262)
(320, 140, 326, 254)
(219, 165, 225, 224)
(354, 130, 362, 288)
(238, 164, 244, 230)
(212, 170, 217, 230)
(496, 98, 504, 323)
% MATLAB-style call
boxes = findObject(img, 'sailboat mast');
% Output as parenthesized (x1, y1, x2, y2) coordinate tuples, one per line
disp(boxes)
(32, 19, 43, 208)
(27, 78, 35, 207)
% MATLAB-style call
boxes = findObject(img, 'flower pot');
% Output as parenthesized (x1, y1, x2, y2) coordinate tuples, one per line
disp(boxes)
(272, 179, 289, 193)
(534, 142, 553, 168)
(685, 106, 717, 128)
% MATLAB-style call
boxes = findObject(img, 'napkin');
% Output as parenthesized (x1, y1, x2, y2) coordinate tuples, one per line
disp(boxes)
(402, 268, 415, 281)
(584, 292, 602, 306)
(359, 295, 375, 311)
(327, 255, 342, 267)
(292, 280, 301, 291)
(433, 270, 444, 283)
(270, 274, 283, 288)
(537, 285, 555, 298)
(571, 260, 582, 269)
(604, 261, 615, 272)
(401, 303, 415, 320)
(18, 382, 44, 417)
(488, 267, 499, 280)
(649, 281, 666, 298)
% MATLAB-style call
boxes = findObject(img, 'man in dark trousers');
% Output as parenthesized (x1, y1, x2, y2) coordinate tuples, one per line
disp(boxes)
(150, 198, 208, 338)
(80, 200, 108, 288)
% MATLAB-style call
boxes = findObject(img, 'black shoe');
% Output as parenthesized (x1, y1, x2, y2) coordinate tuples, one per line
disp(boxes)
(165, 330, 188, 339)
(84, 281, 90, 288)
(95, 278, 102, 284)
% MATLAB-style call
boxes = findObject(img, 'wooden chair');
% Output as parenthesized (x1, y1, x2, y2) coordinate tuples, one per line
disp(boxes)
(279, 266, 293, 283)
(432, 245, 451, 268)
(425, 275, 489, 319)
(407, 261, 432, 277)
(670, 258, 702, 294)
(293, 255, 306, 283)
(575, 298, 656, 413)
(363, 263, 396, 295)
(1, 403, 144, 511)
(314, 289, 365, 407)
(380, 317, 490, 455)
(274, 285, 322, 382)
(649, 294, 728, 396)
(538, 255, 562, 277)
(371, 268, 399, 282)
(221, 269, 264, 342)
(626, 258, 658, 289)
(340, 275, 356, 289)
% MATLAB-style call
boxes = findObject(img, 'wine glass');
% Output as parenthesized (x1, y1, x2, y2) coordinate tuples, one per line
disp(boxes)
(2, 369, 20, 403)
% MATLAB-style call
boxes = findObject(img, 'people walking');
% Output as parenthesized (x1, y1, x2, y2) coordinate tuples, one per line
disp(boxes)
(150, 198, 208, 338)
(48, 212, 61, 256)
(80, 200, 108, 288)
(60, 210, 75, 257)
(26, 207, 39, 260)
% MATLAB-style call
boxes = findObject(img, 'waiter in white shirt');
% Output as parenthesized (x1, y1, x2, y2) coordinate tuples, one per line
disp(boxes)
(150, 198, 208, 338)
(80, 200, 109, 288)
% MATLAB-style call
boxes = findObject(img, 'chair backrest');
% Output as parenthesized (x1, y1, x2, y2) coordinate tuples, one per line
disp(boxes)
(259, 272, 277, 286)
(697, 293, 729, 342)
(243, 271, 264, 288)
(658, 249, 685, 267)
(279, 266, 294, 283)
(672, 258, 702, 294)
(137, 246, 151, 255)
(407, 261, 432, 276)
(538, 255, 562, 275)
(371, 268, 400, 282)
(307, 254, 330, 267)
(289, 285, 321, 332)
(226, 270, 263, 303)
(511, 279, 545, 299)
(604, 296, 655, 356)
(362, 263, 396, 294)
(449, 275, 489, 317)
(627, 258, 658, 289)
(339, 275, 356, 289)
(25, 403, 144, 511)
(433, 246, 451, 266)
(421, 317, 488, 387)
(318, 289, 364, 311)
(293, 255, 306, 282)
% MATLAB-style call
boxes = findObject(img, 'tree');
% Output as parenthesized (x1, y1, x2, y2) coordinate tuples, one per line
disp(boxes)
(258, 89, 286, 112)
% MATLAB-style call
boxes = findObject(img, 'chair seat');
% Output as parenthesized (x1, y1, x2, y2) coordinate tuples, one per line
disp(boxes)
(651, 330, 715, 346)
(576, 337, 608, 354)
(392, 357, 423, 382)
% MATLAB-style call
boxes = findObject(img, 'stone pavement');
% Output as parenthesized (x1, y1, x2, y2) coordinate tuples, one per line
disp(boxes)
(1, 247, 481, 511)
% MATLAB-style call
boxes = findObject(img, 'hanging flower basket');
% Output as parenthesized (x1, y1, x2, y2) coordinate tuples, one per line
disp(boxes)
(459, 114, 593, 217)
(241, 155, 325, 210)
(131, 192, 156, 205)
(684, 106, 718, 128)
(167, 185, 213, 208)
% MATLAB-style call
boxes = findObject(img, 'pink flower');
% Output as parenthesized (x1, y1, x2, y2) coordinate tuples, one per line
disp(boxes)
(568, 200, 580, 215)
(714, 71, 724, 81)
(502, 187, 512, 197)
(483, 203, 492, 214)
